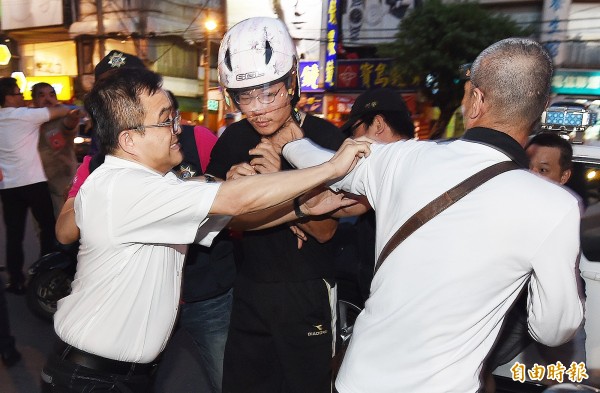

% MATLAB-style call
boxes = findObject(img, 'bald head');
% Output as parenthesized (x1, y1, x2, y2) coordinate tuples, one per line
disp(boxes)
(470, 38, 553, 130)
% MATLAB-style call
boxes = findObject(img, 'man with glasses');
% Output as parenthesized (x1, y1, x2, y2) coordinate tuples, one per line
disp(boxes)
(209, 17, 346, 393)
(0, 77, 73, 294)
(41, 66, 368, 393)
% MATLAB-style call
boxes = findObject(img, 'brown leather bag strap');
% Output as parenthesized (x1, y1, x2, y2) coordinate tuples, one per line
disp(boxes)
(374, 161, 520, 274)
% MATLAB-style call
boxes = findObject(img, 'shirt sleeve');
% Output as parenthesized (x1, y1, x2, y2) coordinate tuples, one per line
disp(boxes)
(18, 107, 51, 135)
(282, 138, 334, 169)
(110, 173, 228, 245)
(282, 138, 374, 195)
(527, 201, 584, 346)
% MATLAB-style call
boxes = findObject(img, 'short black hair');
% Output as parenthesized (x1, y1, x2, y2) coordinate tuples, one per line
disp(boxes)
(360, 110, 415, 139)
(84, 67, 164, 154)
(0, 77, 19, 106)
(31, 82, 55, 98)
(526, 132, 573, 172)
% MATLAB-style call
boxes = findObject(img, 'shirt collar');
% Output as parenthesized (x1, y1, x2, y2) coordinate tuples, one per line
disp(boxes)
(460, 127, 529, 169)
(104, 155, 177, 179)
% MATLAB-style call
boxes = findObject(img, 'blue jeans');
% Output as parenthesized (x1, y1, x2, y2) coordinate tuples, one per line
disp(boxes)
(180, 289, 233, 393)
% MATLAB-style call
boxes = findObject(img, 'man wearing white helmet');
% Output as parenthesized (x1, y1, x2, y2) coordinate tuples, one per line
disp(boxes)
(207, 17, 347, 393)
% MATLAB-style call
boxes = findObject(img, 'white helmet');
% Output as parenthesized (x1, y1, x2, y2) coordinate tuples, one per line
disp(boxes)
(218, 17, 300, 105)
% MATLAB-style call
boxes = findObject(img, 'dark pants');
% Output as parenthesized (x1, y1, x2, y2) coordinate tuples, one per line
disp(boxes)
(179, 288, 233, 393)
(0, 182, 56, 285)
(0, 275, 16, 351)
(222, 276, 336, 393)
(41, 340, 156, 393)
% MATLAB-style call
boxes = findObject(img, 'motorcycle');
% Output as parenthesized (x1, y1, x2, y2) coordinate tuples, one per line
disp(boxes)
(26, 242, 77, 322)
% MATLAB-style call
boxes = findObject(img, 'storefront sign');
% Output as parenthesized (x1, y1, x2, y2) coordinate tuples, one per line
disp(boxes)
(0, 45, 12, 65)
(552, 69, 600, 96)
(298, 93, 324, 114)
(16, 75, 73, 101)
(336, 59, 413, 90)
(541, 0, 571, 65)
(299, 61, 322, 92)
(325, 0, 339, 90)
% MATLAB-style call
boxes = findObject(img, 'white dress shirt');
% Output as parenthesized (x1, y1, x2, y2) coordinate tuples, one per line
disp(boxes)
(0, 107, 50, 189)
(55, 155, 229, 363)
(283, 136, 583, 393)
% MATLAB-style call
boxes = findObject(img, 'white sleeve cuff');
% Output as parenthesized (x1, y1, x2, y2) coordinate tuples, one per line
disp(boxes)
(195, 215, 232, 247)
(282, 138, 335, 169)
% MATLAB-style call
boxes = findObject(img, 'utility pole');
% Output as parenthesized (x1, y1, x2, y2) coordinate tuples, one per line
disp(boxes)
(203, 19, 216, 128)
(96, 0, 105, 59)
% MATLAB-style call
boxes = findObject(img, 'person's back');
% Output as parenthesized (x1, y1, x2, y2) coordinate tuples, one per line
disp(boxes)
(281, 38, 584, 393)
(335, 137, 581, 392)
(0, 77, 71, 293)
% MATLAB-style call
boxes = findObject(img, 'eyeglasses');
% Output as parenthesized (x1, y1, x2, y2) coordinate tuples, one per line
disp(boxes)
(232, 86, 284, 106)
(130, 112, 181, 135)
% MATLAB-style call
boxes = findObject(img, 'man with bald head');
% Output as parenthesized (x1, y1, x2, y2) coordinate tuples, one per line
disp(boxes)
(280, 38, 584, 393)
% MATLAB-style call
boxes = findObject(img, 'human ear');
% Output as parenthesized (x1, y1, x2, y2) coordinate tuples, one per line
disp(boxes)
(560, 168, 572, 185)
(118, 130, 136, 154)
(469, 87, 485, 119)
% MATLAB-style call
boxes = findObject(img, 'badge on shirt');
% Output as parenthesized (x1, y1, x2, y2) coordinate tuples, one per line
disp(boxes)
(178, 165, 196, 179)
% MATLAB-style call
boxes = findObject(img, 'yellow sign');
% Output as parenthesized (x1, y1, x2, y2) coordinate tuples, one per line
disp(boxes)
(0, 45, 11, 65)
(14, 75, 74, 101)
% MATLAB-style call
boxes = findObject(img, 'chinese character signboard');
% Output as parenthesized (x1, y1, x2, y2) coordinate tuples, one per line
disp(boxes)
(541, 0, 572, 66)
(552, 69, 600, 96)
(299, 61, 322, 92)
(325, 0, 339, 90)
(336, 59, 411, 90)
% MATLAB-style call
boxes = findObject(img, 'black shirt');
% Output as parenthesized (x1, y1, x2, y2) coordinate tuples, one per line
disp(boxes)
(206, 115, 346, 282)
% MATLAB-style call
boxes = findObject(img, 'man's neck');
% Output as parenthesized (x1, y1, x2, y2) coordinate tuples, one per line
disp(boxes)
(468, 119, 529, 147)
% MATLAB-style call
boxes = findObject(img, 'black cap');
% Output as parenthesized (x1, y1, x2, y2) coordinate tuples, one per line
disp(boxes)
(94, 50, 146, 79)
(340, 88, 411, 134)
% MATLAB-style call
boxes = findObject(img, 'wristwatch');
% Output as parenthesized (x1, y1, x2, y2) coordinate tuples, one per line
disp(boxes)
(348, 0, 364, 41)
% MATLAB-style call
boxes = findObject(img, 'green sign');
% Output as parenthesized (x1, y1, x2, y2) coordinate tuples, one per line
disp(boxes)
(552, 69, 600, 96)
(207, 99, 219, 111)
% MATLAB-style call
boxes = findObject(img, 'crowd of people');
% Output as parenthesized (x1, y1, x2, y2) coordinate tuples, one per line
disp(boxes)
(0, 14, 588, 393)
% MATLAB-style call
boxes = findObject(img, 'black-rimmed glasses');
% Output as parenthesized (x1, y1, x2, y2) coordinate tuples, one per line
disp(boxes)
(232, 86, 283, 106)
(130, 112, 181, 135)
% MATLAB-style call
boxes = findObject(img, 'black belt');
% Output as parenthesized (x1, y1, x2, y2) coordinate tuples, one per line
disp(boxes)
(56, 340, 156, 375)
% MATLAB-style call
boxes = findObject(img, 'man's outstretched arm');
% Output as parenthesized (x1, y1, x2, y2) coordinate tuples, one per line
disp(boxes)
(209, 139, 370, 216)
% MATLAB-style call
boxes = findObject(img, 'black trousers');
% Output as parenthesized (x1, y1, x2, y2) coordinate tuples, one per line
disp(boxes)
(0, 182, 56, 284)
(0, 275, 16, 351)
(223, 275, 336, 393)
(41, 340, 156, 393)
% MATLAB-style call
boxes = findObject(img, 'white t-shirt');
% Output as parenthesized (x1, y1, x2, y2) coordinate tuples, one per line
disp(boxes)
(284, 137, 583, 393)
(54, 155, 229, 363)
(0, 107, 50, 189)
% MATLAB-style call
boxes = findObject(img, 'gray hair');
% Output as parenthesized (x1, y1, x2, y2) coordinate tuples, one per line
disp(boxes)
(470, 38, 553, 128)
